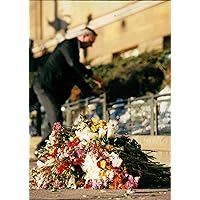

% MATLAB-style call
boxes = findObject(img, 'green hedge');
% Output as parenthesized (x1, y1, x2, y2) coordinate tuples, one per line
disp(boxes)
(90, 49, 170, 102)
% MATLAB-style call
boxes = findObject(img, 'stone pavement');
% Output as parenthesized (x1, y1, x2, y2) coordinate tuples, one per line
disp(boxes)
(30, 188, 170, 200)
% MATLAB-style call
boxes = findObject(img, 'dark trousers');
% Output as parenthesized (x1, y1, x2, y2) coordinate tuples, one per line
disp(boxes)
(33, 82, 63, 149)
(29, 87, 42, 136)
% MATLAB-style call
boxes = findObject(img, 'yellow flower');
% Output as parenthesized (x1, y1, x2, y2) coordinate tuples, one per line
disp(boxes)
(99, 160, 107, 169)
(90, 124, 98, 132)
(91, 117, 98, 123)
(100, 171, 107, 181)
(49, 148, 55, 154)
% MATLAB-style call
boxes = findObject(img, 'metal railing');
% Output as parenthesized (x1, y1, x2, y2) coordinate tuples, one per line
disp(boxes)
(61, 93, 171, 135)
(61, 93, 107, 127)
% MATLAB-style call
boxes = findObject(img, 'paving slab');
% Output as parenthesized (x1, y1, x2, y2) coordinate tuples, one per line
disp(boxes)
(29, 188, 170, 200)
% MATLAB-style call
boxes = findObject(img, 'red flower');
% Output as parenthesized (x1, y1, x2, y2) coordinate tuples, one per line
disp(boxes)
(72, 158, 84, 165)
(84, 180, 92, 189)
(67, 138, 80, 148)
(56, 162, 69, 175)
(50, 149, 58, 157)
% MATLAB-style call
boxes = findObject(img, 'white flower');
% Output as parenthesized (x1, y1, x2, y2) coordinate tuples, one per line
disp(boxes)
(48, 135, 56, 145)
(66, 176, 76, 189)
(57, 148, 62, 154)
(35, 174, 44, 187)
(75, 126, 98, 142)
(68, 137, 74, 141)
(107, 120, 117, 139)
(51, 130, 56, 136)
(82, 153, 101, 181)
(134, 176, 140, 183)
(109, 152, 123, 168)
(58, 151, 68, 160)
(98, 127, 106, 138)
(44, 158, 55, 166)
(36, 160, 45, 168)
(106, 169, 114, 181)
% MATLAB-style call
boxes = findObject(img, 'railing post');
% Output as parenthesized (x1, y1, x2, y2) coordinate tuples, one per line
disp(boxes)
(102, 93, 107, 121)
(154, 97, 158, 136)
(128, 97, 132, 134)
(150, 96, 155, 135)
(66, 103, 71, 127)
(85, 97, 89, 115)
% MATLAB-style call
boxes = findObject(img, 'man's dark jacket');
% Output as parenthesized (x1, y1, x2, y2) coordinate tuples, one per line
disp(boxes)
(34, 38, 93, 104)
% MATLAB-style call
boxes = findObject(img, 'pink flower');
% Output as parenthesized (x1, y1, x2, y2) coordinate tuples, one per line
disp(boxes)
(52, 122, 62, 134)
(75, 149, 85, 158)
(125, 175, 140, 189)
(54, 179, 62, 188)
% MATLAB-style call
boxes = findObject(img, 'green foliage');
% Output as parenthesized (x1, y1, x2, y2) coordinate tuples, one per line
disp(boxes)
(91, 49, 170, 102)
(92, 49, 170, 84)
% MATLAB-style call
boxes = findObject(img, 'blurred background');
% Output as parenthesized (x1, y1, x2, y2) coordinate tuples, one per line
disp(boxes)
(29, 0, 170, 62)
(29, 0, 171, 165)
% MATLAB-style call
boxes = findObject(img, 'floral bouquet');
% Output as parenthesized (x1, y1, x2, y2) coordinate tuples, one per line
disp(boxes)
(30, 115, 170, 190)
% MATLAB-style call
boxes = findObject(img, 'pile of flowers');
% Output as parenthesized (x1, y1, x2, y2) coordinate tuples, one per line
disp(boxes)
(30, 115, 141, 190)
(30, 115, 170, 190)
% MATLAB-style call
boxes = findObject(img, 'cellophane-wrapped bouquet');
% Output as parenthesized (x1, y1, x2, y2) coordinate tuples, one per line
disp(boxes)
(29, 115, 170, 190)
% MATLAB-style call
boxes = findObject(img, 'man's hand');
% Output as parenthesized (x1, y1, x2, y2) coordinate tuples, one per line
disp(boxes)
(92, 79, 103, 89)
(91, 74, 104, 89)
(90, 75, 104, 96)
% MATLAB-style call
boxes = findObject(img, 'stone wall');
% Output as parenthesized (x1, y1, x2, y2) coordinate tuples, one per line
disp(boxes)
(87, 2, 170, 62)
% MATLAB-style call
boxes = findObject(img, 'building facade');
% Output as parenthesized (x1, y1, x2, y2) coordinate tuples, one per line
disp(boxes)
(29, 0, 170, 65)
